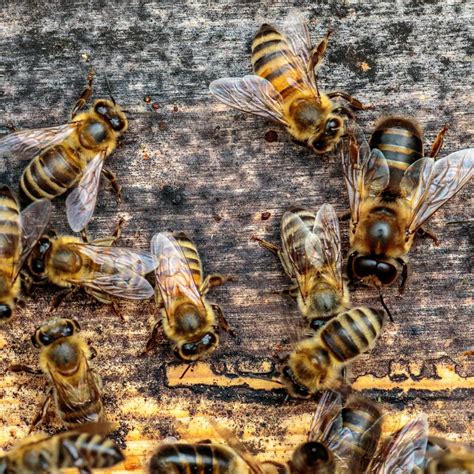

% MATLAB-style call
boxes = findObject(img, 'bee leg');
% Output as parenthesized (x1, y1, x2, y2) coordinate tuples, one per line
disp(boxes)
(200, 274, 233, 295)
(429, 124, 449, 158)
(275, 285, 298, 300)
(71, 70, 95, 119)
(251, 236, 281, 256)
(309, 29, 333, 74)
(110, 300, 125, 323)
(102, 167, 122, 203)
(9, 364, 43, 376)
(212, 303, 235, 337)
(89, 346, 98, 360)
(143, 320, 163, 355)
(28, 387, 53, 433)
(81, 228, 91, 243)
(50, 288, 79, 311)
(327, 91, 368, 110)
(396, 258, 408, 294)
(417, 226, 440, 246)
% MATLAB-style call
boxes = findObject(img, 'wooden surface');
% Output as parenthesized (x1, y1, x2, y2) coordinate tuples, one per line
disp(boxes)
(0, 1, 473, 472)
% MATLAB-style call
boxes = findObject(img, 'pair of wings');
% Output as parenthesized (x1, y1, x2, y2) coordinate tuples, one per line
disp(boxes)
(309, 391, 429, 473)
(64, 243, 157, 300)
(281, 204, 344, 302)
(151, 232, 206, 324)
(341, 123, 474, 235)
(6, 196, 52, 283)
(209, 12, 319, 127)
(0, 122, 108, 232)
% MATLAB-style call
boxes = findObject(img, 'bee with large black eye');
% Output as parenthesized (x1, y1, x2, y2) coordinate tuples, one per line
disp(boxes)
(255, 203, 349, 331)
(0, 73, 128, 232)
(25, 221, 157, 310)
(342, 117, 474, 294)
(25, 318, 104, 430)
(148, 232, 232, 362)
(0, 185, 51, 322)
(0, 423, 124, 474)
(280, 306, 385, 398)
(209, 12, 366, 155)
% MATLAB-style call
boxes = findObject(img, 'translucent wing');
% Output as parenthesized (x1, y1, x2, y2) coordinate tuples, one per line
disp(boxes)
(66, 152, 105, 232)
(209, 75, 288, 125)
(425, 436, 474, 471)
(0, 123, 78, 160)
(151, 232, 205, 326)
(305, 203, 344, 293)
(370, 415, 428, 474)
(67, 244, 156, 299)
(281, 210, 317, 301)
(341, 122, 390, 227)
(401, 149, 474, 235)
(17, 199, 52, 276)
(282, 10, 312, 68)
(309, 391, 343, 442)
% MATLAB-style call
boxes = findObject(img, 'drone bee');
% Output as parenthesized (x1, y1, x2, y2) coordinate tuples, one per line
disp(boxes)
(210, 12, 366, 154)
(28, 318, 103, 429)
(0, 424, 124, 474)
(148, 232, 231, 361)
(342, 117, 474, 292)
(255, 203, 349, 331)
(25, 223, 157, 308)
(281, 306, 385, 398)
(0, 185, 51, 322)
(0, 73, 128, 232)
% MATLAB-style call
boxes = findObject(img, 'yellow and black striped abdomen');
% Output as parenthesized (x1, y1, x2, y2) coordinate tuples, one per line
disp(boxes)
(370, 118, 424, 193)
(320, 307, 384, 362)
(251, 24, 305, 101)
(20, 144, 83, 201)
(149, 443, 248, 474)
(174, 232, 203, 288)
(0, 186, 21, 263)
(58, 432, 124, 469)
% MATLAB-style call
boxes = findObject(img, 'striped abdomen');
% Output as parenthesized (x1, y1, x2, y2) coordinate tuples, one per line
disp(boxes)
(174, 231, 203, 288)
(320, 307, 384, 363)
(149, 443, 249, 474)
(20, 144, 83, 201)
(251, 23, 306, 101)
(58, 432, 124, 469)
(369, 117, 424, 195)
(0, 186, 21, 265)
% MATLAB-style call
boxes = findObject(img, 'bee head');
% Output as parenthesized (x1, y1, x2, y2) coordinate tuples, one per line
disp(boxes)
(94, 99, 128, 133)
(280, 364, 312, 399)
(291, 441, 335, 474)
(351, 255, 399, 286)
(32, 318, 80, 348)
(175, 332, 219, 361)
(28, 237, 52, 277)
(309, 116, 344, 154)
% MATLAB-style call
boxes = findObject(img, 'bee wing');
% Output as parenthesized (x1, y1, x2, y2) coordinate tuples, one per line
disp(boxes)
(151, 232, 205, 324)
(67, 244, 156, 299)
(16, 199, 52, 276)
(210, 420, 265, 474)
(305, 203, 344, 293)
(281, 210, 317, 302)
(66, 152, 106, 232)
(425, 435, 474, 468)
(370, 415, 428, 474)
(309, 390, 343, 442)
(400, 149, 474, 235)
(281, 10, 312, 66)
(0, 123, 78, 160)
(341, 123, 390, 226)
(209, 75, 288, 126)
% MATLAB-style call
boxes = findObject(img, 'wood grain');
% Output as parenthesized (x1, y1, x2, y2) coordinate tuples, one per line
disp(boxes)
(0, 1, 473, 472)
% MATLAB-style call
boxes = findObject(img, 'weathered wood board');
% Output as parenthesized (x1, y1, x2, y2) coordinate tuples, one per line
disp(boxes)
(0, 0, 473, 472)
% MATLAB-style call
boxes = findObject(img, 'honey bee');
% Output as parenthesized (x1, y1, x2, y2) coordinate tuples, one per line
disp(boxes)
(148, 232, 231, 361)
(424, 436, 474, 474)
(0, 74, 128, 232)
(209, 12, 366, 154)
(0, 424, 124, 474)
(28, 318, 103, 429)
(255, 203, 349, 331)
(280, 306, 385, 398)
(25, 223, 157, 309)
(0, 185, 51, 322)
(342, 117, 474, 293)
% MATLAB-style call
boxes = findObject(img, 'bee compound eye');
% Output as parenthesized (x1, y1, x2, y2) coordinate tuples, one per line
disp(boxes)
(39, 332, 53, 346)
(0, 304, 12, 320)
(376, 262, 398, 285)
(325, 118, 340, 134)
(354, 256, 377, 278)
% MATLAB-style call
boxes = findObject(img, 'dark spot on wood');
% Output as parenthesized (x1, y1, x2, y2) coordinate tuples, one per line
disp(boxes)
(160, 185, 185, 205)
(152, 102, 160, 110)
(261, 211, 271, 221)
(264, 130, 278, 143)
(144, 96, 151, 103)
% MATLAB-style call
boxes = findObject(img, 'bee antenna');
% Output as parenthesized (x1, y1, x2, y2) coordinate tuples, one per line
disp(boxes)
(378, 289, 394, 322)
(179, 363, 193, 380)
(104, 73, 116, 106)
